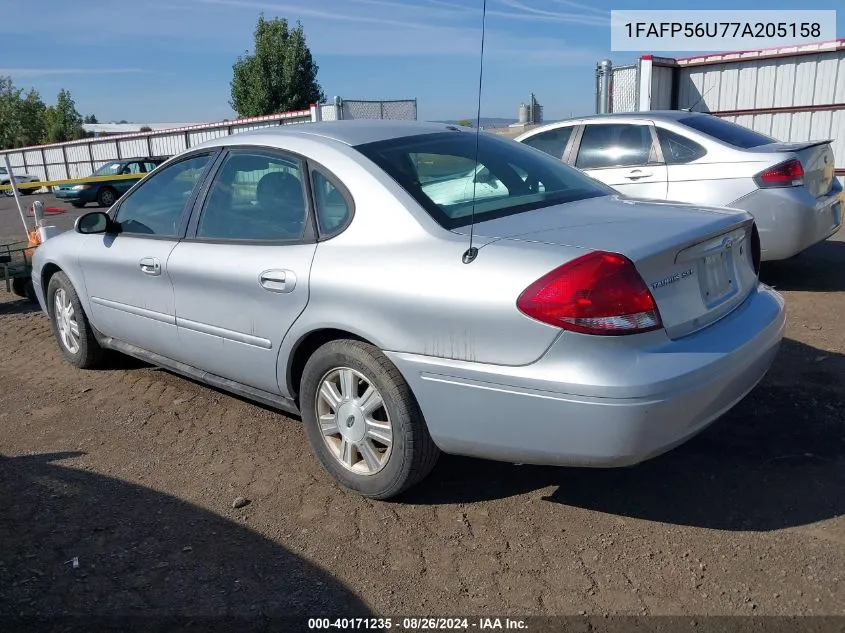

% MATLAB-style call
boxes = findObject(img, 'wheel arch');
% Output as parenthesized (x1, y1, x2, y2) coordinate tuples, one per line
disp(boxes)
(286, 327, 372, 404)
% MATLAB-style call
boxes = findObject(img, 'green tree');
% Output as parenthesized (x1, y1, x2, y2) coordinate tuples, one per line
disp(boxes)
(84, 114, 99, 124)
(456, 119, 474, 128)
(139, 125, 152, 132)
(0, 76, 24, 150)
(230, 15, 325, 117)
(44, 89, 84, 143)
(20, 90, 47, 146)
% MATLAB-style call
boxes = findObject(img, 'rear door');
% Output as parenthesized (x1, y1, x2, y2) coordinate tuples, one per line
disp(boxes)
(167, 147, 319, 395)
(572, 122, 668, 200)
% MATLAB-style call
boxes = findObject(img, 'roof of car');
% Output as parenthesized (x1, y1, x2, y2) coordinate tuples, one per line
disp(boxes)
(571, 110, 707, 122)
(224, 120, 465, 147)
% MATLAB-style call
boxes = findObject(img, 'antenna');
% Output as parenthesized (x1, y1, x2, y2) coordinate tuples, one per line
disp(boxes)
(683, 84, 715, 113)
(461, 0, 487, 265)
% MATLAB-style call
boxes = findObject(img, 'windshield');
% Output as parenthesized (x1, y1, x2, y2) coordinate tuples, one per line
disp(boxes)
(354, 131, 612, 229)
(93, 162, 124, 176)
(678, 115, 775, 149)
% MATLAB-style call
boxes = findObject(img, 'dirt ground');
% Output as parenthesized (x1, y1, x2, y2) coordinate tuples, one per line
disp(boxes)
(1, 194, 844, 624)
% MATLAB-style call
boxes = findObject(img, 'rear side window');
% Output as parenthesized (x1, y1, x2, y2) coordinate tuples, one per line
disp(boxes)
(521, 127, 573, 159)
(312, 169, 352, 237)
(575, 124, 653, 169)
(678, 115, 774, 149)
(656, 128, 707, 164)
(196, 150, 308, 241)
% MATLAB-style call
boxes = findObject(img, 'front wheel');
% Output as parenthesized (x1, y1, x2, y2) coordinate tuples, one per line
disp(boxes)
(47, 272, 104, 369)
(300, 340, 440, 500)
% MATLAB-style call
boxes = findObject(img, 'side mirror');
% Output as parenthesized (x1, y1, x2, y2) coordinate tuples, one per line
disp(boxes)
(75, 211, 114, 235)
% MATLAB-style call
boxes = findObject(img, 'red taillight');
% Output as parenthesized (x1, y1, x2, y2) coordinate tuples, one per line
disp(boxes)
(755, 159, 804, 188)
(516, 251, 662, 336)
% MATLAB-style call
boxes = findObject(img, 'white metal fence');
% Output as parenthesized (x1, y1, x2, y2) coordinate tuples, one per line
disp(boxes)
(1, 97, 417, 184)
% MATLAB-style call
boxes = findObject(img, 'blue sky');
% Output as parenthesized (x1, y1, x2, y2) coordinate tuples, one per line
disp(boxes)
(3, 0, 843, 123)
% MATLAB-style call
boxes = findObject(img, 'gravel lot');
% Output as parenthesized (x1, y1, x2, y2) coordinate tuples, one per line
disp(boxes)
(1, 194, 843, 622)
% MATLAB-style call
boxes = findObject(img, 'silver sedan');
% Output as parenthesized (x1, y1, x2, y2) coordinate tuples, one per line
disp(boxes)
(514, 111, 843, 262)
(31, 121, 785, 499)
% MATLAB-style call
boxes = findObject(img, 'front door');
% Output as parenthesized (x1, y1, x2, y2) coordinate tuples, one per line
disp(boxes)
(573, 122, 669, 200)
(77, 152, 215, 355)
(167, 148, 317, 395)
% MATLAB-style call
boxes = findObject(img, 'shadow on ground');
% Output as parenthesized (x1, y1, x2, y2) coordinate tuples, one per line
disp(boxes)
(0, 452, 371, 628)
(762, 237, 845, 292)
(0, 298, 40, 316)
(407, 338, 845, 531)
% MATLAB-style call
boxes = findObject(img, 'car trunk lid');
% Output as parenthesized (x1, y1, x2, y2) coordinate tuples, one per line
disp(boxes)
(459, 196, 760, 339)
(747, 140, 836, 198)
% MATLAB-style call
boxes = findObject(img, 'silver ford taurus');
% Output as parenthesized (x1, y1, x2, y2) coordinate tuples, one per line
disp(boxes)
(31, 120, 785, 499)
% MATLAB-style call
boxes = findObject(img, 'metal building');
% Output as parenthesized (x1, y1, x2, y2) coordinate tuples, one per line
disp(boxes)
(595, 39, 845, 185)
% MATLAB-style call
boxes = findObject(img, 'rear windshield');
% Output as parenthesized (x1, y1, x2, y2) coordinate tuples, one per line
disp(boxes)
(354, 131, 612, 229)
(678, 115, 775, 149)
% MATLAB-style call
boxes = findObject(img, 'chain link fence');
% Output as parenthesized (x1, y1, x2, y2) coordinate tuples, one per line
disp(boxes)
(340, 99, 417, 120)
(610, 64, 639, 113)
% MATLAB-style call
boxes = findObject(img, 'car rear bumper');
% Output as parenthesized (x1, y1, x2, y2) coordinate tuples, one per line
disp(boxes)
(730, 182, 843, 261)
(386, 284, 785, 467)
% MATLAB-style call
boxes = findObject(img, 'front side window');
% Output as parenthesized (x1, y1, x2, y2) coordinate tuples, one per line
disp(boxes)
(355, 131, 611, 229)
(521, 126, 573, 159)
(575, 124, 654, 169)
(196, 150, 308, 241)
(114, 153, 211, 237)
(121, 162, 143, 175)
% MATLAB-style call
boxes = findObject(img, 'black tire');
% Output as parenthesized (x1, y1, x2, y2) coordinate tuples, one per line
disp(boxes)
(97, 187, 117, 208)
(10, 277, 36, 302)
(46, 272, 104, 369)
(300, 339, 440, 500)
(11, 277, 28, 299)
(71, 202, 86, 208)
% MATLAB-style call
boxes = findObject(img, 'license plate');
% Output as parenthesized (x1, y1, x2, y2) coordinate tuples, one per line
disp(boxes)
(702, 250, 734, 304)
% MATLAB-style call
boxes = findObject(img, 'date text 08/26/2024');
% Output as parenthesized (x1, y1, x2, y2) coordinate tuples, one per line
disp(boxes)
(307, 618, 528, 630)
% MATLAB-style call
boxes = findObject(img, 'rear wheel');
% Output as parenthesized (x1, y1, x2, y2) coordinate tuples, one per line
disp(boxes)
(97, 187, 117, 208)
(47, 272, 104, 369)
(300, 339, 440, 499)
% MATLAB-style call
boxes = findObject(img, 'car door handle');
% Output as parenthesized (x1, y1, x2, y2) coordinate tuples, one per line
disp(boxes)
(624, 169, 653, 180)
(139, 257, 161, 276)
(259, 269, 296, 293)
